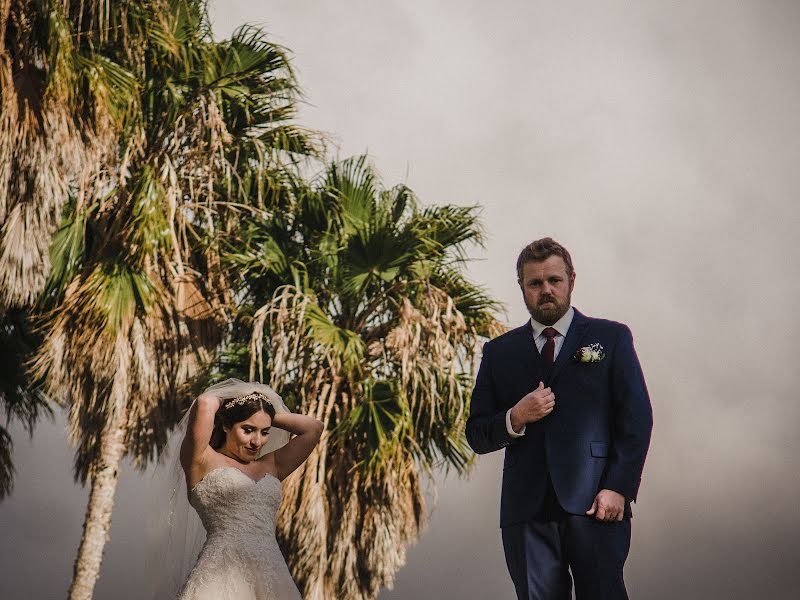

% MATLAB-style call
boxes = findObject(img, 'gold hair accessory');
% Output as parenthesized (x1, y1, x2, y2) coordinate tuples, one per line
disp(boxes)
(223, 392, 269, 409)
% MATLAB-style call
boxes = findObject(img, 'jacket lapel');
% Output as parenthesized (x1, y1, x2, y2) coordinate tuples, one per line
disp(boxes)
(512, 322, 545, 383)
(547, 308, 591, 386)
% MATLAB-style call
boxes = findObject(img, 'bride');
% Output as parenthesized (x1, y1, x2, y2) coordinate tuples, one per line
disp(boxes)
(174, 378, 323, 599)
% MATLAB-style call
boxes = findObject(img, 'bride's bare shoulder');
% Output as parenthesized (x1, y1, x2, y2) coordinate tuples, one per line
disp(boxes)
(183, 447, 228, 486)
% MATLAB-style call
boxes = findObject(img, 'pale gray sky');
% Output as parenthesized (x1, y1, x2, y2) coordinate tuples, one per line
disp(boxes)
(3, 1, 800, 598)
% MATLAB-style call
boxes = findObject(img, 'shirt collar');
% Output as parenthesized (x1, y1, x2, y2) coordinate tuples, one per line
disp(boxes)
(530, 306, 574, 339)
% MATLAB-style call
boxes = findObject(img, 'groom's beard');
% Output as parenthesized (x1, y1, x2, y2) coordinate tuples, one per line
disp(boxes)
(525, 292, 571, 326)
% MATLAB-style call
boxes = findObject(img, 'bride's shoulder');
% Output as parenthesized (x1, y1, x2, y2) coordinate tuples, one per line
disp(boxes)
(184, 447, 223, 476)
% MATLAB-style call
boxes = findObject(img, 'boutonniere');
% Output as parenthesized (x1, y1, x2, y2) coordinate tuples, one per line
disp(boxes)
(574, 343, 605, 363)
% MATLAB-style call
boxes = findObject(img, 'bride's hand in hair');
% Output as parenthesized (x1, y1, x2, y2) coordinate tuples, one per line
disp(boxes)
(196, 393, 221, 413)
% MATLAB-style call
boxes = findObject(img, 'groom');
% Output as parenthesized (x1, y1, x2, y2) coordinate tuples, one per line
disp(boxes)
(466, 238, 652, 600)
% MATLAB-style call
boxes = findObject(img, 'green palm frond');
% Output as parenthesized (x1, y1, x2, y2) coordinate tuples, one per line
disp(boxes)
(222, 25, 295, 88)
(75, 53, 140, 126)
(75, 259, 157, 334)
(410, 204, 485, 261)
(225, 232, 289, 278)
(304, 302, 365, 370)
(336, 379, 413, 473)
(325, 155, 381, 232)
(340, 224, 415, 298)
(256, 125, 320, 159)
(43, 199, 88, 303)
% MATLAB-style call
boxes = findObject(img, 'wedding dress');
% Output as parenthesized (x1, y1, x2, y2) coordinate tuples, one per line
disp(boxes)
(176, 466, 301, 600)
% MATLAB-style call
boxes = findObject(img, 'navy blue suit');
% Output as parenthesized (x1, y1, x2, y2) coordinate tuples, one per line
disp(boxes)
(466, 309, 652, 599)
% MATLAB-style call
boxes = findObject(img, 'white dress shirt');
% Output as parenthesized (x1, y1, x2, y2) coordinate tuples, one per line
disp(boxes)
(505, 307, 575, 437)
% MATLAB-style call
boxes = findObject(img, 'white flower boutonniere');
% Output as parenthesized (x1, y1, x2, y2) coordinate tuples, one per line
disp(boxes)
(574, 343, 605, 363)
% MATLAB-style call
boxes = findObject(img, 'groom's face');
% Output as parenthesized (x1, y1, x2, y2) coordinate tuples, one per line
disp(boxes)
(519, 256, 575, 326)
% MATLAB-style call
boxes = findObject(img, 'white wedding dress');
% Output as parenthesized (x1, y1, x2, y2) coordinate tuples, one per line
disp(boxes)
(176, 466, 302, 600)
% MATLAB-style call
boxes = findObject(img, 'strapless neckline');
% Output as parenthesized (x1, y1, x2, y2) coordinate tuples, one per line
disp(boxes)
(192, 465, 280, 493)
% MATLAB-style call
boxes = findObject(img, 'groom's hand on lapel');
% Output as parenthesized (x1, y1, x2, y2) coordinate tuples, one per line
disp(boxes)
(586, 489, 626, 522)
(509, 381, 555, 433)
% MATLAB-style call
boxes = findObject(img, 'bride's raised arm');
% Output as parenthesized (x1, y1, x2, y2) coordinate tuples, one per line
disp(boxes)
(179, 394, 221, 469)
(269, 413, 323, 480)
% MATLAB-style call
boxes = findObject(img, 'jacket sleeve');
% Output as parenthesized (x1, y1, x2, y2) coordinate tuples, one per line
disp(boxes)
(465, 341, 518, 455)
(601, 325, 653, 501)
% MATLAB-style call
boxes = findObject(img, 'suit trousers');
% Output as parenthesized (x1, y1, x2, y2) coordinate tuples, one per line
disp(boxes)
(501, 480, 631, 600)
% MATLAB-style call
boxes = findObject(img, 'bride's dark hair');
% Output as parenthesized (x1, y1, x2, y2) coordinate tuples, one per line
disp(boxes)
(209, 393, 276, 449)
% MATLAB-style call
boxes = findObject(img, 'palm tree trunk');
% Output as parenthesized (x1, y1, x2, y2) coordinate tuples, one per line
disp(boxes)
(68, 406, 128, 600)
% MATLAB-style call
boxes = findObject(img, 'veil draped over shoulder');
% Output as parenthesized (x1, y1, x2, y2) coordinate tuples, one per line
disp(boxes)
(149, 378, 293, 598)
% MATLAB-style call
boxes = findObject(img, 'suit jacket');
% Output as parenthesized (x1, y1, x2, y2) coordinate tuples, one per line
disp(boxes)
(465, 309, 653, 527)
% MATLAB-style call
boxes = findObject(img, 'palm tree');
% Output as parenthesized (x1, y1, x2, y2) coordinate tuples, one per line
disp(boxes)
(3, 2, 317, 598)
(0, 0, 137, 500)
(223, 155, 504, 599)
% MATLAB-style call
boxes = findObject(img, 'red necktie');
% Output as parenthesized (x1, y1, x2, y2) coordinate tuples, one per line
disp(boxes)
(542, 327, 558, 367)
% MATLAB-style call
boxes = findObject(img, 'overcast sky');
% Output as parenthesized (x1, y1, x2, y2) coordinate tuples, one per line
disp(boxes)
(3, 1, 800, 598)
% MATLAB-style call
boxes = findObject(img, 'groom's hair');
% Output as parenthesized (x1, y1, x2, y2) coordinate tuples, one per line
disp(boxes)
(516, 237, 574, 281)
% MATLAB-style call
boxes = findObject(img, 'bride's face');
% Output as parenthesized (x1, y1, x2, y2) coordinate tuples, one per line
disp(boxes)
(222, 410, 272, 462)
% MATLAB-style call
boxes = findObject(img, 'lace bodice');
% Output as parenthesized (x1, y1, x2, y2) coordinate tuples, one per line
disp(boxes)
(177, 467, 301, 599)
(191, 467, 281, 543)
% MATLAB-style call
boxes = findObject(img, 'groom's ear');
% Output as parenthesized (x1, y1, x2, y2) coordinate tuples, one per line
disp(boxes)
(569, 270, 576, 290)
